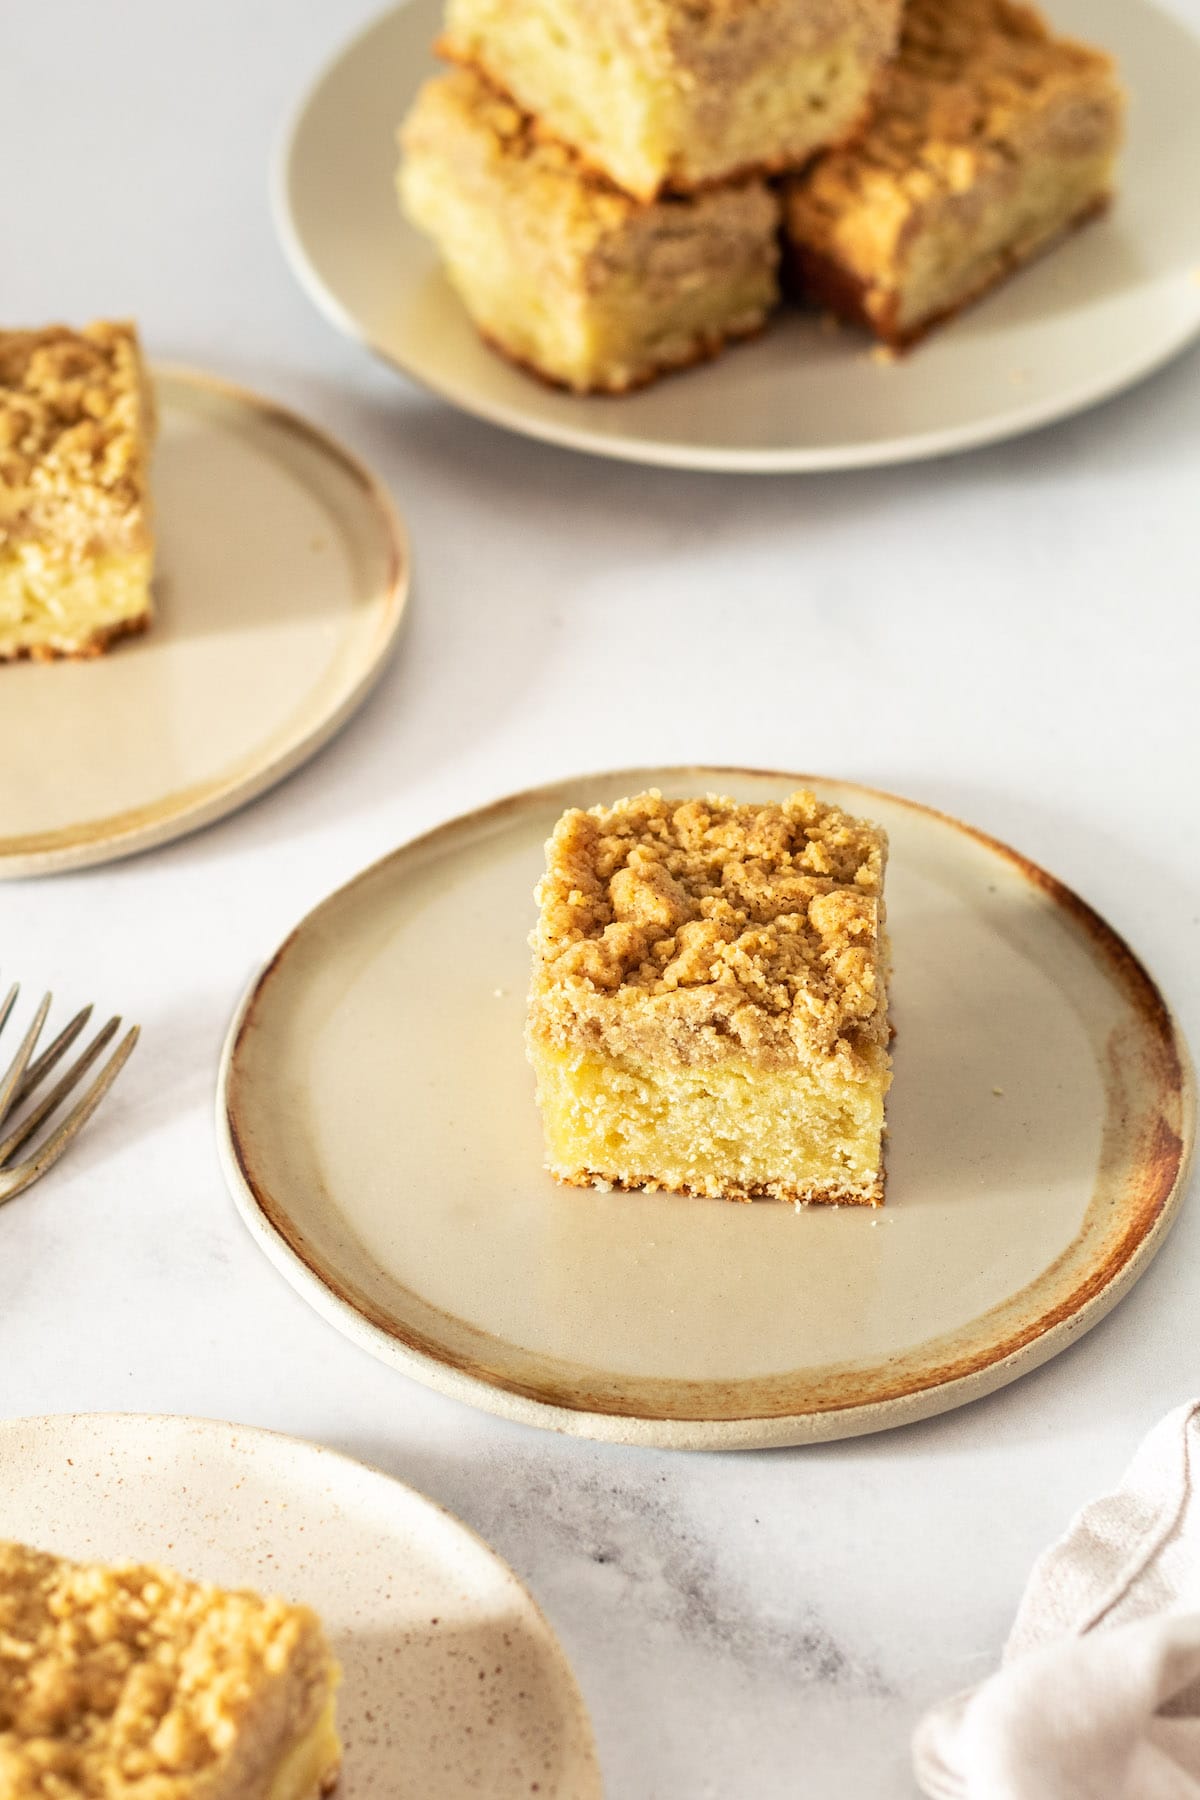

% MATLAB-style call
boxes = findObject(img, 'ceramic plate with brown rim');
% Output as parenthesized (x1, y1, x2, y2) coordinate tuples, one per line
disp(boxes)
(217, 767, 1194, 1451)
(0, 1413, 602, 1799)
(0, 368, 409, 879)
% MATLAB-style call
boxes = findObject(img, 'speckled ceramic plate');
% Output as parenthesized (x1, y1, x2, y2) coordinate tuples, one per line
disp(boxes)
(217, 767, 1194, 1450)
(0, 369, 408, 878)
(0, 1414, 602, 1799)
(274, 0, 1200, 473)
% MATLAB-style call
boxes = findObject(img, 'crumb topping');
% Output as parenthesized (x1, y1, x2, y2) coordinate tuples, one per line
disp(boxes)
(529, 790, 889, 1071)
(404, 68, 641, 228)
(660, 0, 901, 82)
(0, 323, 155, 560)
(0, 1541, 333, 1799)
(402, 67, 779, 251)
(786, 0, 1121, 242)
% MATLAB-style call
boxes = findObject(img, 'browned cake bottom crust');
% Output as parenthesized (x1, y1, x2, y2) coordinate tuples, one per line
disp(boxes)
(555, 1169, 885, 1205)
(787, 191, 1111, 348)
(0, 608, 151, 666)
(479, 316, 770, 396)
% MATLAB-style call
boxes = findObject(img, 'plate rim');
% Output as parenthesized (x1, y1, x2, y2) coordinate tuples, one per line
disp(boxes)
(216, 765, 1196, 1450)
(0, 1409, 604, 1798)
(0, 364, 411, 881)
(272, 0, 1200, 475)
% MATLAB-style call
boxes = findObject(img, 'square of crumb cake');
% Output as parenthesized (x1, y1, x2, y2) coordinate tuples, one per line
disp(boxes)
(439, 0, 903, 203)
(399, 69, 780, 394)
(0, 322, 156, 662)
(0, 1541, 341, 1800)
(526, 790, 892, 1206)
(782, 0, 1125, 346)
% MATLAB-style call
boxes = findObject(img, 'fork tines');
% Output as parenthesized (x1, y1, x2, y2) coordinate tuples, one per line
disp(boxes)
(0, 979, 139, 1208)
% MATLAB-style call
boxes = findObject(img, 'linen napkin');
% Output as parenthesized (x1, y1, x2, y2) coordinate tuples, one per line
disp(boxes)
(913, 1400, 1200, 1800)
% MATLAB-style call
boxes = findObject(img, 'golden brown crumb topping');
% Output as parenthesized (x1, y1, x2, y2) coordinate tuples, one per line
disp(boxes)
(0, 1541, 333, 1799)
(659, 0, 901, 80)
(787, 0, 1121, 235)
(402, 67, 779, 257)
(0, 322, 155, 560)
(529, 790, 888, 1071)
(403, 68, 640, 226)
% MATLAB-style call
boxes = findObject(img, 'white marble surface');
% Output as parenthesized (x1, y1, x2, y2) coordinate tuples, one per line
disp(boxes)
(3, 3, 1200, 1794)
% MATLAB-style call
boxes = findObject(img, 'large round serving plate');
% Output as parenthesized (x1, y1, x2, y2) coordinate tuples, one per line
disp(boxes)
(0, 1413, 602, 1799)
(0, 369, 408, 877)
(274, 0, 1200, 472)
(218, 767, 1193, 1449)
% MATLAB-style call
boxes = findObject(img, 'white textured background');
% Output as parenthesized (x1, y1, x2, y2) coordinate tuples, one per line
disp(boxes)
(3, 3, 1200, 1794)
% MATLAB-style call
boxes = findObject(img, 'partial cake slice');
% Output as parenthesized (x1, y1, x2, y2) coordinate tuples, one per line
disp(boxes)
(782, 0, 1125, 346)
(526, 789, 892, 1205)
(439, 0, 903, 203)
(0, 1540, 341, 1800)
(399, 69, 781, 394)
(0, 322, 156, 661)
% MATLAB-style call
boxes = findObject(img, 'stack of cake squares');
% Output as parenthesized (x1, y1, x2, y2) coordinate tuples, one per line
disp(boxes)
(398, 0, 1124, 392)
(398, 0, 905, 392)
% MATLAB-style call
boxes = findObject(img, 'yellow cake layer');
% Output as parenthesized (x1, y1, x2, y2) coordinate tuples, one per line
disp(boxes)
(400, 70, 780, 392)
(0, 545, 152, 660)
(441, 0, 902, 201)
(530, 1039, 889, 1204)
(266, 1696, 341, 1800)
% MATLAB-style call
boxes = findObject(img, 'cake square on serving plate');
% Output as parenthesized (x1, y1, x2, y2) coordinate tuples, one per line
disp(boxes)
(526, 790, 892, 1205)
(438, 0, 904, 203)
(781, 0, 1125, 346)
(0, 322, 156, 662)
(398, 68, 781, 394)
(0, 1540, 341, 1800)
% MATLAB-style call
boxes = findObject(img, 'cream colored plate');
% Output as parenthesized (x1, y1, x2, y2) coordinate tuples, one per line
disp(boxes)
(0, 369, 408, 878)
(274, 0, 1200, 473)
(218, 768, 1194, 1451)
(0, 1413, 602, 1799)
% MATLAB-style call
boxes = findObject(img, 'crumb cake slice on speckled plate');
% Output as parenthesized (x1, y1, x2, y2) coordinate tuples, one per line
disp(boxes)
(0, 1540, 341, 1800)
(399, 69, 780, 394)
(0, 322, 156, 662)
(782, 0, 1124, 346)
(526, 790, 892, 1205)
(438, 0, 903, 202)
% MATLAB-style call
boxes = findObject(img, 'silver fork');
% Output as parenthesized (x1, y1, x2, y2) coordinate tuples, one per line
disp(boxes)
(0, 980, 139, 1209)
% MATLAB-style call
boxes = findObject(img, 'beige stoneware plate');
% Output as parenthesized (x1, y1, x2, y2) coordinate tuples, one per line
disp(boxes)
(273, 0, 1200, 473)
(0, 369, 408, 878)
(0, 1413, 602, 1799)
(218, 768, 1194, 1450)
